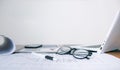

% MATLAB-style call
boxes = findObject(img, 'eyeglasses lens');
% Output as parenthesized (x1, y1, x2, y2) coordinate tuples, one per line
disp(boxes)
(57, 46, 71, 55)
(73, 49, 89, 59)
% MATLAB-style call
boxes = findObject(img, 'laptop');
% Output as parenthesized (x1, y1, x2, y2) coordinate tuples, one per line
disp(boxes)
(99, 10, 120, 53)
(70, 11, 120, 53)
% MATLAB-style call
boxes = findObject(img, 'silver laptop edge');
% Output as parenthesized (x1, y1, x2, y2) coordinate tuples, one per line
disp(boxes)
(99, 10, 120, 53)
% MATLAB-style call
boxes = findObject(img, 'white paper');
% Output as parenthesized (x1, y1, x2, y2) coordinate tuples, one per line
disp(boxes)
(0, 53, 120, 70)
(18, 45, 59, 53)
(0, 35, 15, 54)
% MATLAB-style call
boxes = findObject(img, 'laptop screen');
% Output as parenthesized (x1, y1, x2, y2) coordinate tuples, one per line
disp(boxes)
(100, 10, 120, 53)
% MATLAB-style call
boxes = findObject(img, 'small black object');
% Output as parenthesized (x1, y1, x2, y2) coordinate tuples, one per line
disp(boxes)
(24, 44, 42, 48)
(45, 55, 53, 60)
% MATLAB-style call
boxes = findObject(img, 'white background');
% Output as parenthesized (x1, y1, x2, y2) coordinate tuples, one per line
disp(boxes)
(0, 0, 120, 45)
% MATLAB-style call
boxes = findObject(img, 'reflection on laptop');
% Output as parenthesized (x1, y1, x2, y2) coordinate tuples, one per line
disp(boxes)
(100, 10, 120, 53)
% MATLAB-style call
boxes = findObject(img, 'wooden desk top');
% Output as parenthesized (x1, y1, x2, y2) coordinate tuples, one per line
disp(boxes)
(108, 51, 120, 58)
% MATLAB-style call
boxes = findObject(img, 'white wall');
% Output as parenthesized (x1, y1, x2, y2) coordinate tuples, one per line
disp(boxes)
(0, 0, 120, 45)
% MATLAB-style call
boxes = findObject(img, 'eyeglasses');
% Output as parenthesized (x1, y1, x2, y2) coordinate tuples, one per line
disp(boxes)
(56, 46, 93, 59)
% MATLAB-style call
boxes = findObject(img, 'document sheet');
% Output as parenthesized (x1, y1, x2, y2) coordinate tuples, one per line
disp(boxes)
(0, 53, 120, 70)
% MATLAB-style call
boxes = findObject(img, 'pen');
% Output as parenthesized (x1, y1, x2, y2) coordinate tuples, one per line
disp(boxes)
(31, 52, 57, 61)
